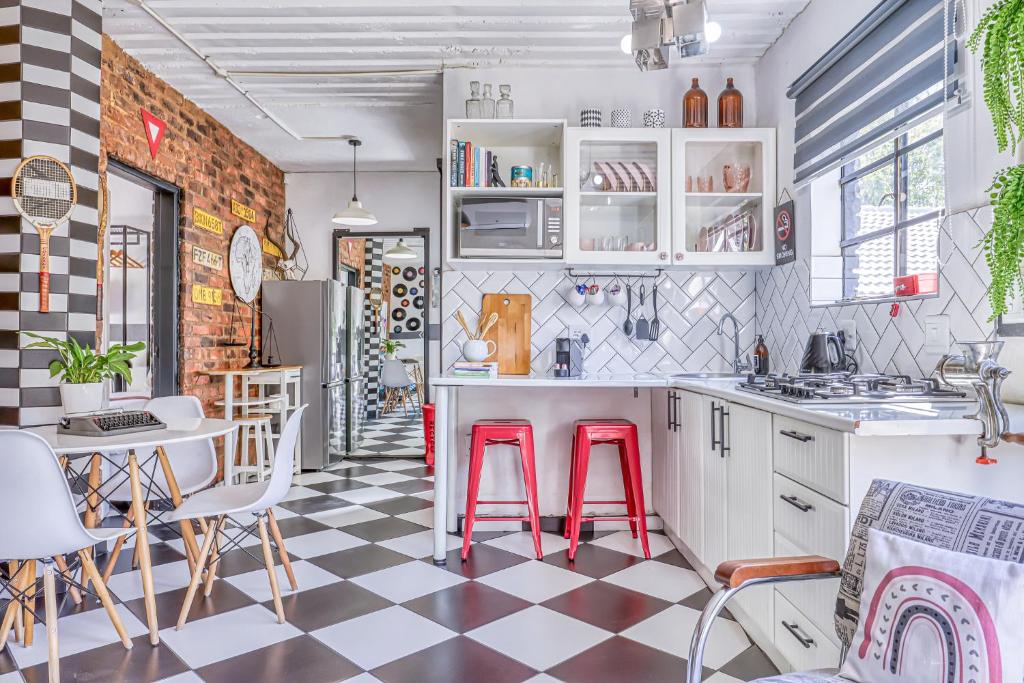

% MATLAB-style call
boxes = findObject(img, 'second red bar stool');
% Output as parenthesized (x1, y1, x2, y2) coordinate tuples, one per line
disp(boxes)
(462, 419, 543, 561)
(564, 419, 651, 561)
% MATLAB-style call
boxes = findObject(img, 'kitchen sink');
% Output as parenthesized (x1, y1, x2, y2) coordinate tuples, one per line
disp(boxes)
(671, 372, 746, 380)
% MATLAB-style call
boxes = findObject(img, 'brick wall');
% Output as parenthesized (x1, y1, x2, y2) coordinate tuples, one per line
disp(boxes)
(100, 36, 286, 413)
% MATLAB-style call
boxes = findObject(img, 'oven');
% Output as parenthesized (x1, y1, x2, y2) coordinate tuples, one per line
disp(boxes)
(456, 197, 562, 259)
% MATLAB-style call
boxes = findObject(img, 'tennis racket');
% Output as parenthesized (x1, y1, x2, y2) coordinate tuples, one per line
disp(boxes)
(11, 156, 77, 313)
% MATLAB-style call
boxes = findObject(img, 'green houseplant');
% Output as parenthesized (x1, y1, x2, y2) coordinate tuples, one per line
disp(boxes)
(969, 0, 1024, 319)
(24, 332, 145, 413)
(381, 338, 405, 360)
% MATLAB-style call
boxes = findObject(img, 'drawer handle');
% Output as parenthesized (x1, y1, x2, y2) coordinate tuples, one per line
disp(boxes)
(779, 429, 814, 443)
(782, 620, 815, 649)
(780, 494, 814, 512)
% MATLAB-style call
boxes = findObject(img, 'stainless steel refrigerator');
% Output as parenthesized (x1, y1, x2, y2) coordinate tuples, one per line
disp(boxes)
(262, 279, 365, 470)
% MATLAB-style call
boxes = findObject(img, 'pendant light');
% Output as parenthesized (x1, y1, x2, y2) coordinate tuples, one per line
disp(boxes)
(384, 238, 418, 261)
(332, 139, 377, 226)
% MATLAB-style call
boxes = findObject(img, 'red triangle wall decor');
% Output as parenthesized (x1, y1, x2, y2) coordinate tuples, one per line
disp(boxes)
(140, 108, 167, 159)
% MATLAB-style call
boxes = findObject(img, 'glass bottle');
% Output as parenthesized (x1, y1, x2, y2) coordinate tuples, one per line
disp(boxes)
(481, 83, 495, 119)
(754, 335, 769, 375)
(496, 84, 514, 119)
(683, 78, 708, 128)
(465, 81, 481, 119)
(718, 77, 744, 128)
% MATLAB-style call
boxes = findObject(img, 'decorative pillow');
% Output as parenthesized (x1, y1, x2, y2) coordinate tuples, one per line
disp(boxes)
(839, 528, 1024, 682)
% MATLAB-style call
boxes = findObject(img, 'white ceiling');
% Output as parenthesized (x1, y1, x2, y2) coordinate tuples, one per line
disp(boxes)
(103, 0, 811, 172)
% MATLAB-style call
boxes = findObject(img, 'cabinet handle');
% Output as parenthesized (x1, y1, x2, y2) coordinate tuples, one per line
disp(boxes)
(719, 405, 730, 456)
(658, 251, 668, 261)
(709, 402, 718, 454)
(782, 620, 815, 649)
(779, 429, 814, 443)
(673, 393, 681, 433)
(780, 494, 814, 512)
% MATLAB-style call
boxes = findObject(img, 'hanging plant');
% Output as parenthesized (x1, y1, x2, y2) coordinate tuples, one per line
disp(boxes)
(968, 0, 1024, 153)
(982, 165, 1024, 318)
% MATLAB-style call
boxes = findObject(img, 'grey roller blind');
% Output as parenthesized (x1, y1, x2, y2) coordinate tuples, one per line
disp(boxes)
(787, 0, 955, 185)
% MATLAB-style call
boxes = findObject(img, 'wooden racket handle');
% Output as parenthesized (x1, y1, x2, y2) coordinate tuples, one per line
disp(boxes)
(36, 225, 53, 313)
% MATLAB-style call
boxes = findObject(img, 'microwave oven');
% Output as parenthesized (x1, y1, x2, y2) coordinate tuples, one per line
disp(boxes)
(456, 197, 562, 259)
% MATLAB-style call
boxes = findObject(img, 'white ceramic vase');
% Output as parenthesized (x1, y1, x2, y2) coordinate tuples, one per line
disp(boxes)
(462, 339, 497, 362)
(60, 382, 105, 414)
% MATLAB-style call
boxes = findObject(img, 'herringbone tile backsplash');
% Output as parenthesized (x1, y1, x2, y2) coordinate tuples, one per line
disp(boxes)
(441, 207, 993, 378)
(442, 270, 756, 375)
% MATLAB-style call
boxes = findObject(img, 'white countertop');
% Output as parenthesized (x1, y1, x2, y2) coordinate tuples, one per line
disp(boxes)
(432, 372, 983, 437)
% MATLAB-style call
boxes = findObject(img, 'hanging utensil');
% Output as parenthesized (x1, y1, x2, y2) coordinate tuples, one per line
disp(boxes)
(455, 310, 475, 339)
(478, 312, 500, 339)
(623, 282, 634, 336)
(635, 284, 650, 340)
(649, 282, 661, 341)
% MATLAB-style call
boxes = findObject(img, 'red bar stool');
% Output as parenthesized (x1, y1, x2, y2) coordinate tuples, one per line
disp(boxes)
(564, 419, 651, 561)
(462, 419, 543, 561)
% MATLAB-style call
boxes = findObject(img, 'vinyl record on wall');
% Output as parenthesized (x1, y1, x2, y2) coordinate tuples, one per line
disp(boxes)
(400, 299, 410, 307)
(392, 308, 406, 321)
(406, 318, 421, 331)
(392, 266, 401, 275)
(402, 267, 417, 281)
(393, 325, 403, 334)
(413, 296, 424, 309)
(392, 283, 407, 297)
(418, 266, 425, 274)
(410, 287, 418, 296)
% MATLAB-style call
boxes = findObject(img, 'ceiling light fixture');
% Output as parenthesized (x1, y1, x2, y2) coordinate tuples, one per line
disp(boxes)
(332, 139, 377, 226)
(384, 238, 417, 261)
(705, 20, 722, 43)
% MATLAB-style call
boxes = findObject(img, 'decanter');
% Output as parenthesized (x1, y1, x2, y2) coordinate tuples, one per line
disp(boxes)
(481, 83, 495, 119)
(465, 81, 482, 119)
(496, 84, 514, 119)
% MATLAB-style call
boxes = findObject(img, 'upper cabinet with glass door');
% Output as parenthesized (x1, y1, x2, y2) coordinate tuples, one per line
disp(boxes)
(671, 128, 776, 267)
(564, 127, 672, 266)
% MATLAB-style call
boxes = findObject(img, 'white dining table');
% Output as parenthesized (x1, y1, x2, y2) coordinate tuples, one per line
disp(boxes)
(27, 417, 237, 645)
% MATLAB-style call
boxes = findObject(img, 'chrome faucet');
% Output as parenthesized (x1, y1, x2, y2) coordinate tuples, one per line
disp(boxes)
(717, 312, 752, 374)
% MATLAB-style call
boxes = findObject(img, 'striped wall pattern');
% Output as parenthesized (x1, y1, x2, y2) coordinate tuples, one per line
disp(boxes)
(0, 0, 101, 426)
(362, 239, 383, 418)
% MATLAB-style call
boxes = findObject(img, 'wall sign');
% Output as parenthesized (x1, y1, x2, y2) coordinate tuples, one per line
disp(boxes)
(231, 199, 257, 222)
(774, 200, 796, 266)
(191, 284, 222, 306)
(139, 108, 166, 159)
(192, 207, 223, 235)
(262, 237, 283, 258)
(192, 245, 223, 271)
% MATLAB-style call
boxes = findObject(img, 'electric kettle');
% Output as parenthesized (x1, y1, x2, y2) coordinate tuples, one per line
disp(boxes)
(800, 331, 845, 374)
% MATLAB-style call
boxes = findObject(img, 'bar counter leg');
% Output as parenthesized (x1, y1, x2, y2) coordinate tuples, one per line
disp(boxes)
(432, 386, 449, 565)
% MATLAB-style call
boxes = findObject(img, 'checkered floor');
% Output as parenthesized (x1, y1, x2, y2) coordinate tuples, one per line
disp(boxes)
(350, 415, 425, 458)
(0, 458, 779, 682)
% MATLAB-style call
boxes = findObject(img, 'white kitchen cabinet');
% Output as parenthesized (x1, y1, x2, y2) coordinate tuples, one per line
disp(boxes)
(702, 395, 729, 573)
(675, 390, 705, 557)
(651, 388, 670, 524)
(671, 128, 776, 268)
(564, 127, 672, 266)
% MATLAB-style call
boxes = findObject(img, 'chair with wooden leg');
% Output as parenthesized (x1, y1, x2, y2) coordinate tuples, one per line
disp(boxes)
(98, 396, 219, 582)
(0, 431, 134, 681)
(170, 406, 306, 630)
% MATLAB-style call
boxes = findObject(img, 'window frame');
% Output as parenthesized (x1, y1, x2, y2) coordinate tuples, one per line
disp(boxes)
(837, 125, 943, 303)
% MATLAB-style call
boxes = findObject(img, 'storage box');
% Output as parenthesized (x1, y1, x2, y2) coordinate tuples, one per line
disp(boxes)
(893, 272, 937, 297)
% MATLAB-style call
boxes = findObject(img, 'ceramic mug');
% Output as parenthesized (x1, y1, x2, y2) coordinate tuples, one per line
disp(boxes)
(611, 108, 632, 128)
(580, 108, 602, 128)
(643, 108, 666, 128)
(607, 284, 627, 306)
(586, 284, 605, 306)
(566, 285, 587, 307)
(462, 339, 497, 362)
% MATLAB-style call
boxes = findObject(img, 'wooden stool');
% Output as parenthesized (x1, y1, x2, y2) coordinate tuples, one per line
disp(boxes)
(231, 414, 275, 484)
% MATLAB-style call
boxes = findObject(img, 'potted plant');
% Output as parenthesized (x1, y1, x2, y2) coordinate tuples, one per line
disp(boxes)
(969, 0, 1024, 319)
(24, 333, 145, 414)
(381, 338, 405, 360)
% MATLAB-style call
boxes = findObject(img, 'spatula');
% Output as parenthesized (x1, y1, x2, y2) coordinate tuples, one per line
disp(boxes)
(648, 283, 660, 341)
(623, 283, 634, 336)
(635, 284, 650, 340)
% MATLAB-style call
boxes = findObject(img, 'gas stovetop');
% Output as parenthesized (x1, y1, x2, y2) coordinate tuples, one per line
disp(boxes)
(736, 372, 973, 405)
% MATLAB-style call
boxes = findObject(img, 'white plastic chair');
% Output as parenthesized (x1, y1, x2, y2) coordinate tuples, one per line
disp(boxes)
(169, 405, 306, 629)
(380, 359, 418, 416)
(99, 396, 219, 582)
(0, 431, 133, 681)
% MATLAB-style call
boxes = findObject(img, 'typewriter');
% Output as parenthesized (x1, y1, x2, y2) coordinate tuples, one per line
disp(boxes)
(58, 410, 166, 437)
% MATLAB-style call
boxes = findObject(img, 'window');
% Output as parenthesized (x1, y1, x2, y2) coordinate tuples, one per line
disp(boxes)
(838, 115, 944, 301)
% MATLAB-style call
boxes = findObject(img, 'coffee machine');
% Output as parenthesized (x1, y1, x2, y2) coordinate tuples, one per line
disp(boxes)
(554, 337, 585, 378)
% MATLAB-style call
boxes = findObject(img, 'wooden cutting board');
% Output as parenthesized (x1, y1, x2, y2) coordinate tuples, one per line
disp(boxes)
(481, 293, 532, 375)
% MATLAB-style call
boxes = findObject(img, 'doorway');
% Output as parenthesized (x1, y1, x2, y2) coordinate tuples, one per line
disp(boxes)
(104, 160, 179, 397)
(334, 229, 430, 458)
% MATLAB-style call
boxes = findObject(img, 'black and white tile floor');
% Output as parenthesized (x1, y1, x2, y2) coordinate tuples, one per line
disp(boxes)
(350, 416, 425, 458)
(0, 458, 779, 682)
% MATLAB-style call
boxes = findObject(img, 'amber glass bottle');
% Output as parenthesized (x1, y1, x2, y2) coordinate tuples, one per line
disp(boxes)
(683, 78, 708, 128)
(718, 77, 743, 128)
(754, 334, 769, 375)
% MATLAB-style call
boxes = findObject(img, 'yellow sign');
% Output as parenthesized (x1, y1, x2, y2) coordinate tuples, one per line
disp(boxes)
(192, 208, 223, 235)
(231, 199, 257, 222)
(191, 284, 222, 306)
(262, 237, 283, 258)
(192, 245, 223, 271)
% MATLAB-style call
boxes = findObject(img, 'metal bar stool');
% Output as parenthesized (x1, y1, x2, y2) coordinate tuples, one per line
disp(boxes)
(462, 419, 543, 560)
(564, 419, 651, 560)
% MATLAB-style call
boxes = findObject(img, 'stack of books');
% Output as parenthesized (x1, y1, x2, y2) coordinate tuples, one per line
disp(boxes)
(450, 362, 498, 379)
(449, 139, 493, 187)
